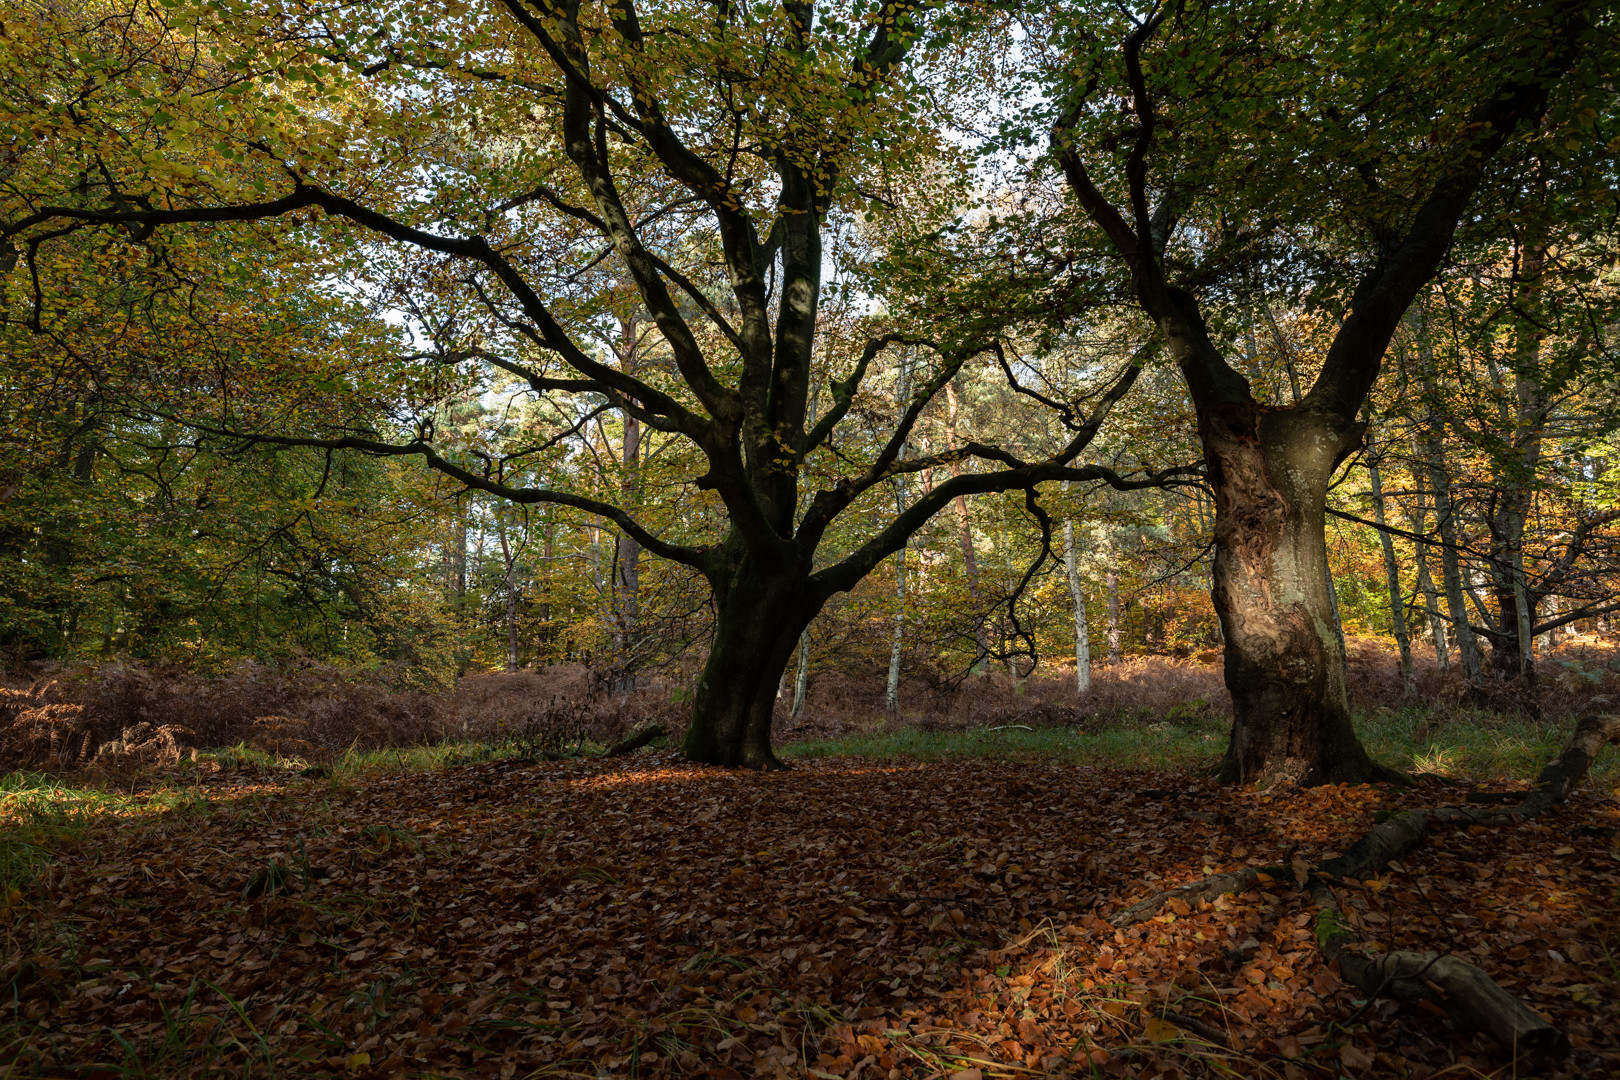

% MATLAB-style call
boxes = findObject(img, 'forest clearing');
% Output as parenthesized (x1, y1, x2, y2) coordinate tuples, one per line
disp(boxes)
(4, 648, 1620, 1078)
(4, 0, 1620, 1076)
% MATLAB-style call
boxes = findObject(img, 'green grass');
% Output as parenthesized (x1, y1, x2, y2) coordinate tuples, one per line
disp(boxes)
(785, 708, 1620, 789)
(784, 722, 1227, 772)
(330, 738, 526, 777)
(1356, 706, 1620, 788)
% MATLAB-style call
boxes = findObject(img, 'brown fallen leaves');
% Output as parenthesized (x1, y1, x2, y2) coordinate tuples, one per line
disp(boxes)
(3, 754, 1617, 1078)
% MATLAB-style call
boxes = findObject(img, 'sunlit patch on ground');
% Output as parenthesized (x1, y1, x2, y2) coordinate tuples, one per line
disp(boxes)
(1, 753, 1616, 1077)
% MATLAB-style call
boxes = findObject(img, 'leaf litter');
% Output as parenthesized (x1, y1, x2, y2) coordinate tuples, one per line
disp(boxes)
(3, 753, 1617, 1078)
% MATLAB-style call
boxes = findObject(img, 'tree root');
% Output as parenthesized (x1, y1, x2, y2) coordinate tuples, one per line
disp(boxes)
(603, 723, 668, 758)
(1111, 713, 1619, 1066)
(1109, 868, 1262, 928)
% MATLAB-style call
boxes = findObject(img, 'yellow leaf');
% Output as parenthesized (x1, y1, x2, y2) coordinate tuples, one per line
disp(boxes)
(1142, 1016, 1179, 1042)
(347, 1052, 371, 1071)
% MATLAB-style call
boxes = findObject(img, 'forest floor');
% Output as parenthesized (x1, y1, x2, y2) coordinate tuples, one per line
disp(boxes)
(2, 747, 1618, 1080)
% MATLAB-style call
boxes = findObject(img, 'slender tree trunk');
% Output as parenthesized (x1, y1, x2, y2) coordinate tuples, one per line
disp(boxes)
(1540, 595, 1560, 651)
(1325, 557, 1348, 664)
(1423, 426, 1484, 685)
(611, 315, 644, 694)
(945, 381, 988, 665)
(791, 631, 810, 720)
(886, 543, 906, 722)
(1487, 245, 1547, 689)
(1063, 511, 1091, 693)
(886, 354, 913, 721)
(496, 507, 521, 672)
(1261, 297, 1305, 406)
(537, 522, 555, 654)
(1405, 498, 1450, 667)
(1367, 433, 1415, 695)
(1204, 404, 1389, 786)
(447, 504, 468, 610)
(1108, 540, 1121, 667)
(1195, 489, 1222, 645)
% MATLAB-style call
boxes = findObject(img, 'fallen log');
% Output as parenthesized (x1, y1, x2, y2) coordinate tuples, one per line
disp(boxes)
(1517, 712, 1620, 819)
(1110, 713, 1618, 1066)
(1305, 874, 1569, 1064)
(603, 723, 667, 758)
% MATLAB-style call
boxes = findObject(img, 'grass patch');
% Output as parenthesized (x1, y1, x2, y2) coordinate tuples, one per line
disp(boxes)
(784, 723, 1225, 772)
(1356, 707, 1620, 788)
(786, 707, 1620, 789)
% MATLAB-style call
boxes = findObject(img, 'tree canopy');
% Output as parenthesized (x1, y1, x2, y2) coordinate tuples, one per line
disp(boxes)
(2, 0, 1616, 775)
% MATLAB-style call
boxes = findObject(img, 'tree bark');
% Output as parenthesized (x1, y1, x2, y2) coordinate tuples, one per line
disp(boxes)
(1063, 512, 1091, 693)
(791, 630, 810, 721)
(447, 504, 468, 611)
(1419, 385, 1486, 687)
(885, 541, 906, 723)
(945, 381, 988, 666)
(1367, 431, 1415, 695)
(1105, 538, 1121, 666)
(885, 355, 914, 722)
(683, 557, 815, 770)
(1485, 243, 1548, 689)
(496, 504, 521, 672)
(609, 314, 644, 694)
(1410, 516, 1451, 668)
(1206, 405, 1392, 786)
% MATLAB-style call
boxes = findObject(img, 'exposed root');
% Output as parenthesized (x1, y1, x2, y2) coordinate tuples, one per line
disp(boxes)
(603, 722, 667, 758)
(1110, 867, 1262, 929)
(1111, 713, 1619, 1066)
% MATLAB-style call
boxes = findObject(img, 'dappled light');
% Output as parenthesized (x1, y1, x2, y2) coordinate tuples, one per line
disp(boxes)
(4, 752, 1618, 1077)
(2, 0, 1618, 1076)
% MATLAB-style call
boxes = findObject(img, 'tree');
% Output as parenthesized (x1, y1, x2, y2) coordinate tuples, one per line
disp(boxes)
(3, 0, 1192, 767)
(1040, 0, 1606, 784)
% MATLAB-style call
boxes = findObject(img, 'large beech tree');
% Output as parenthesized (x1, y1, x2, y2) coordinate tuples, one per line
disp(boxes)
(1042, 0, 1605, 784)
(2, 0, 1189, 767)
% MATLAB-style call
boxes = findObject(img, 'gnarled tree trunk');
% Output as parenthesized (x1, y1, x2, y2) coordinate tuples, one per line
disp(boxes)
(1206, 405, 1388, 786)
(684, 556, 816, 770)
(1050, 0, 1572, 786)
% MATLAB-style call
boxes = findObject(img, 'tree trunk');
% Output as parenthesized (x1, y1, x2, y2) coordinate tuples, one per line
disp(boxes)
(1105, 540, 1121, 666)
(684, 560, 814, 770)
(1204, 404, 1391, 787)
(447, 505, 468, 610)
(1324, 559, 1347, 666)
(496, 506, 521, 672)
(1486, 246, 1547, 689)
(791, 630, 810, 721)
(1540, 594, 1559, 651)
(1063, 513, 1091, 694)
(610, 316, 644, 695)
(537, 522, 555, 655)
(885, 542, 906, 723)
(946, 381, 988, 666)
(1367, 435, 1415, 696)
(1421, 403, 1485, 686)
(886, 356, 914, 721)
(1406, 498, 1450, 668)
